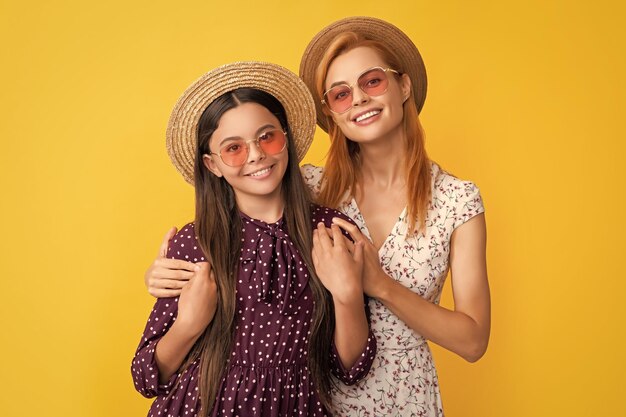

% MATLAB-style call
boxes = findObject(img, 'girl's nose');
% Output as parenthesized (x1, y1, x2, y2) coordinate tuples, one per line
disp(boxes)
(246, 140, 266, 163)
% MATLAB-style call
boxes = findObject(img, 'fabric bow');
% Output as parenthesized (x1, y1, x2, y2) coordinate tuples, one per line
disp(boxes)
(239, 214, 309, 315)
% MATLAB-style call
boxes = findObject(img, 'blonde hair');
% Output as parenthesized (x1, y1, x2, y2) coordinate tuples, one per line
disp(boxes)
(314, 32, 431, 234)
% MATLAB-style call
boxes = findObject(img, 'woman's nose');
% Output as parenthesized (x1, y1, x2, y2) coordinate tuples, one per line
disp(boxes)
(351, 86, 369, 107)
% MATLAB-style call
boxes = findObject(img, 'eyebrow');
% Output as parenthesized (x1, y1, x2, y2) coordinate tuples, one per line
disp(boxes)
(327, 80, 349, 90)
(217, 123, 278, 146)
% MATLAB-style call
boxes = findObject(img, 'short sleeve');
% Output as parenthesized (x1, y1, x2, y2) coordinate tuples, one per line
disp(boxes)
(300, 164, 324, 198)
(453, 181, 485, 229)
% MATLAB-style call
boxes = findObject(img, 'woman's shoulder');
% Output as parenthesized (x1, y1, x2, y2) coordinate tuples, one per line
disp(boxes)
(300, 164, 324, 195)
(430, 161, 481, 199)
(166, 222, 207, 262)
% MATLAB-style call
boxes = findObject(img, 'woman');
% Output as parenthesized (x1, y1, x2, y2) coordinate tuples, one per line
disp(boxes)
(298, 17, 490, 416)
(132, 61, 376, 417)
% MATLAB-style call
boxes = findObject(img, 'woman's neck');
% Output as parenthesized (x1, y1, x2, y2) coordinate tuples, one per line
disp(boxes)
(357, 132, 406, 189)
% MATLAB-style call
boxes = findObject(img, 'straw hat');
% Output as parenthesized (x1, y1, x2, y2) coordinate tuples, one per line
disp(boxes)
(299, 16, 428, 132)
(166, 61, 316, 184)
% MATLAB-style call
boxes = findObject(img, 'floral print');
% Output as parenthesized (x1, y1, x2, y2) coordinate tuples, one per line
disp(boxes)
(302, 162, 484, 417)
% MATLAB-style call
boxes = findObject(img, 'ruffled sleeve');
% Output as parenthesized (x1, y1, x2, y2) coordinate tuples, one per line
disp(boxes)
(330, 322, 377, 385)
(131, 297, 180, 398)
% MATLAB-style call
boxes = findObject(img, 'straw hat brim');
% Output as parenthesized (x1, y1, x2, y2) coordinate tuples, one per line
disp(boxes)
(299, 16, 427, 132)
(166, 61, 316, 185)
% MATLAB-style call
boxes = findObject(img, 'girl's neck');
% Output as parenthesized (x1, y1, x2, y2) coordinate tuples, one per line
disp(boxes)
(235, 190, 284, 223)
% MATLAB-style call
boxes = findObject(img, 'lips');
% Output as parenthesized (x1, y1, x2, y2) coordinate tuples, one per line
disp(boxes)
(352, 109, 381, 123)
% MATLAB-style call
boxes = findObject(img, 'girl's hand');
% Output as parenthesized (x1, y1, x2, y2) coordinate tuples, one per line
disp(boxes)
(175, 262, 217, 337)
(312, 222, 364, 304)
(145, 227, 196, 298)
(330, 217, 391, 299)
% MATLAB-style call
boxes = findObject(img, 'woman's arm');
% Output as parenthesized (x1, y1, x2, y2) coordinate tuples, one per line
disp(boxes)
(145, 227, 196, 298)
(333, 214, 491, 362)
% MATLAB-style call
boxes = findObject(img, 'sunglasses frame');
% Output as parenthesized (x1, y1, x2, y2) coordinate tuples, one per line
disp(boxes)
(321, 66, 400, 114)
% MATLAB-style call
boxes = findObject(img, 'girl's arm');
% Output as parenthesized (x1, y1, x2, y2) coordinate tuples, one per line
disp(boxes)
(333, 214, 490, 362)
(131, 296, 180, 398)
(132, 226, 217, 397)
(312, 223, 376, 378)
(154, 261, 217, 383)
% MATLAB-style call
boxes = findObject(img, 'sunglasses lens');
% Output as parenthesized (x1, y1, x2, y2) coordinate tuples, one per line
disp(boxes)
(258, 130, 287, 155)
(220, 141, 248, 166)
(358, 68, 389, 96)
(325, 85, 353, 113)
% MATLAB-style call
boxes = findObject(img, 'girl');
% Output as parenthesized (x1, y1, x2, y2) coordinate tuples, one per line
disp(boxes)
(132, 61, 375, 417)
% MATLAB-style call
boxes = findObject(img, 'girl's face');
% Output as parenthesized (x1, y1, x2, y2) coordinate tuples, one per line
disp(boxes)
(324, 46, 411, 144)
(202, 102, 288, 209)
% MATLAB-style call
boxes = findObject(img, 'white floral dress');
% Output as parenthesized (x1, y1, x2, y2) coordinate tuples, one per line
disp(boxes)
(301, 162, 484, 417)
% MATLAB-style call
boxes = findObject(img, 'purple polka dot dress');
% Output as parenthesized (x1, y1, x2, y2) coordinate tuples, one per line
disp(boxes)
(132, 206, 376, 417)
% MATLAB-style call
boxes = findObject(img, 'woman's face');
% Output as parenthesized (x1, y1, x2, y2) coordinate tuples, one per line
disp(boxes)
(202, 102, 288, 208)
(324, 46, 411, 144)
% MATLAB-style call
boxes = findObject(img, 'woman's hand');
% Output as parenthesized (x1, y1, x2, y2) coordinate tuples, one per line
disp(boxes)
(330, 217, 391, 299)
(312, 222, 364, 305)
(145, 227, 196, 298)
(175, 262, 218, 338)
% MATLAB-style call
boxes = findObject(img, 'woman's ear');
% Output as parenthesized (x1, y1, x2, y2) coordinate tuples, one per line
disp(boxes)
(202, 154, 223, 177)
(400, 73, 412, 102)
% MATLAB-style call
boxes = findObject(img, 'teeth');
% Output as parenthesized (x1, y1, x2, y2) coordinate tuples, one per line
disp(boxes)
(355, 110, 380, 122)
(249, 167, 271, 177)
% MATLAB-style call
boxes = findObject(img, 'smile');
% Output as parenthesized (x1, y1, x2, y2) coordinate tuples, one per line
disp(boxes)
(246, 165, 273, 177)
(353, 110, 381, 123)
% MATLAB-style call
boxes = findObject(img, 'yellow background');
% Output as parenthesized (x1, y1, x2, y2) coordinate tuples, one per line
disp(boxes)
(1, 1, 624, 416)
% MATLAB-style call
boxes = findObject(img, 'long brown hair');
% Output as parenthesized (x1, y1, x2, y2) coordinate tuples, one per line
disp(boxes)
(179, 88, 335, 415)
(315, 32, 432, 234)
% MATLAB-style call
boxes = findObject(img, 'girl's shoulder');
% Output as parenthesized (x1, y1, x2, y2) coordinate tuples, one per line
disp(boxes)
(166, 222, 207, 263)
(300, 164, 324, 196)
(310, 204, 351, 226)
(310, 205, 356, 242)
